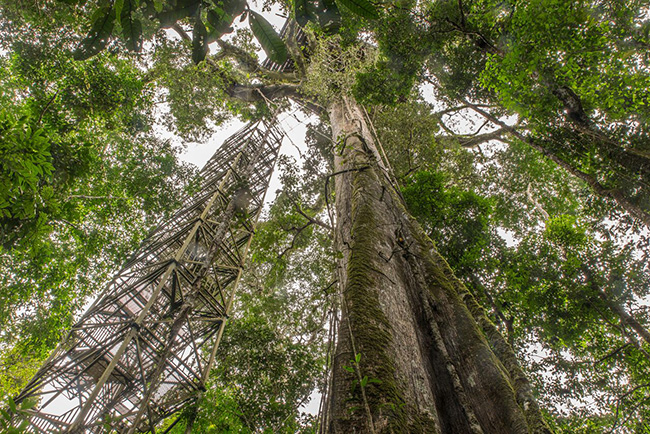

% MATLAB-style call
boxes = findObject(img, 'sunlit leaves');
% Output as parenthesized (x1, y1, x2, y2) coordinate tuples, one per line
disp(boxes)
(0, 111, 55, 249)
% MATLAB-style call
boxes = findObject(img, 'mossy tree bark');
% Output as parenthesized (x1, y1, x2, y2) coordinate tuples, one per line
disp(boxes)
(323, 96, 552, 434)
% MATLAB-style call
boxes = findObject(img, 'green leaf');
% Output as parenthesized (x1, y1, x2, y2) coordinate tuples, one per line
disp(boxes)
(192, 15, 208, 64)
(207, 8, 234, 39)
(20, 398, 37, 411)
(123, 18, 143, 51)
(120, 0, 143, 52)
(317, 0, 341, 32)
(8, 398, 16, 413)
(153, 0, 163, 13)
(211, 0, 246, 18)
(157, 0, 201, 28)
(336, 0, 378, 19)
(248, 11, 287, 65)
(73, 7, 116, 60)
(293, 0, 313, 28)
(114, 0, 125, 25)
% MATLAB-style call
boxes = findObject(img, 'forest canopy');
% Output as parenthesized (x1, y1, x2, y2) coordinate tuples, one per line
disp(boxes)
(0, 0, 649, 432)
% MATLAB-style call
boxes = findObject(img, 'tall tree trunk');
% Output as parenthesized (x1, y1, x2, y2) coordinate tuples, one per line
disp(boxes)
(323, 96, 551, 433)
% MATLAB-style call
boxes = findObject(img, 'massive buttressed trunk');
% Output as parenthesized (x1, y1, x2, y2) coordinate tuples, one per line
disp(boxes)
(323, 96, 551, 433)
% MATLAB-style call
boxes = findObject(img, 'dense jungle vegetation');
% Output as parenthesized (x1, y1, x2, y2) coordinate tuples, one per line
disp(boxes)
(1, 0, 649, 432)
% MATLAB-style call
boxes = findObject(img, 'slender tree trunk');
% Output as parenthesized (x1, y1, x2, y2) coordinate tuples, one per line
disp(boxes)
(323, 96, 551, 433)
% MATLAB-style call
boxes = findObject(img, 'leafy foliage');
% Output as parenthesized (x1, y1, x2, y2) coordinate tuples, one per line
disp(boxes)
(0, 21, 197, 400)
(0, 112, 55, 247)
(1, 0, 650, 431)
(402, 170, 493, 274)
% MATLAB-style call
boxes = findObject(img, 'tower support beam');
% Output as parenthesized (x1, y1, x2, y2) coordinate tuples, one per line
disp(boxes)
(14, 121, 283, 434)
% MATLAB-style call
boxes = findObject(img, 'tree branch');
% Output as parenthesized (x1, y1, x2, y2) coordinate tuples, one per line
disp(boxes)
(277, 222, 311, 259)
(293, 202, 332, 231)
(67, 194, 128, 201)
(170, 23, 191, 41)
(464, 100, 650, 226)
(56, 218, 83, 233)
(228, 82, 301, 103)
(436, 128, 509, 148)
(433, 104, 496, 117)
(37, 90, 60, 125)
(526, 183, 550, 221)
(167, 21, 323, 114)
(215, 39, 299, 83)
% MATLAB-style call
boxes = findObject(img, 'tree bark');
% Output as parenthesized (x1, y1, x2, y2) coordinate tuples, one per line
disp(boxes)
(323, 96, 551, 433)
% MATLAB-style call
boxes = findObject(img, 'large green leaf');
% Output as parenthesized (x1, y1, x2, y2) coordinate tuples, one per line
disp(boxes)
(120, 0, 143, 52)
(211, 0, 246, 18)
(249, 11, 287, 65)
(115, 0, 125, 24)
(157, 0, 201, 28)
(74, 7, 116, 60)
(316, 0, 341, 32)
(192, 15, 208, 64)
(336, 0, 378, 20)
(294, 0, 341, 32)
(206, 8, 234, 40)
(293, 0, 313, 28)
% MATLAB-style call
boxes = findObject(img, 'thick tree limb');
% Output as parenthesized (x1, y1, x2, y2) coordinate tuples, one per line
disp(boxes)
(168, 21, 324, 115)
(215, 39, 260, 72)
(68, 194, 128, 201)
(170, 23, 191, 41)
(441, 21, 650, 199)
(433, 104, 496, 117)
(292, 202, 332, 231)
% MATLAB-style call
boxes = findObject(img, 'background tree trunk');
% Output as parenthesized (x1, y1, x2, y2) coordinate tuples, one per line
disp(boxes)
(324, 96, 551, 433)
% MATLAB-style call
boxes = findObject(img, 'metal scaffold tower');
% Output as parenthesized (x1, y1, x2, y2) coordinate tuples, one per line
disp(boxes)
(14, 120, 284, 433)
